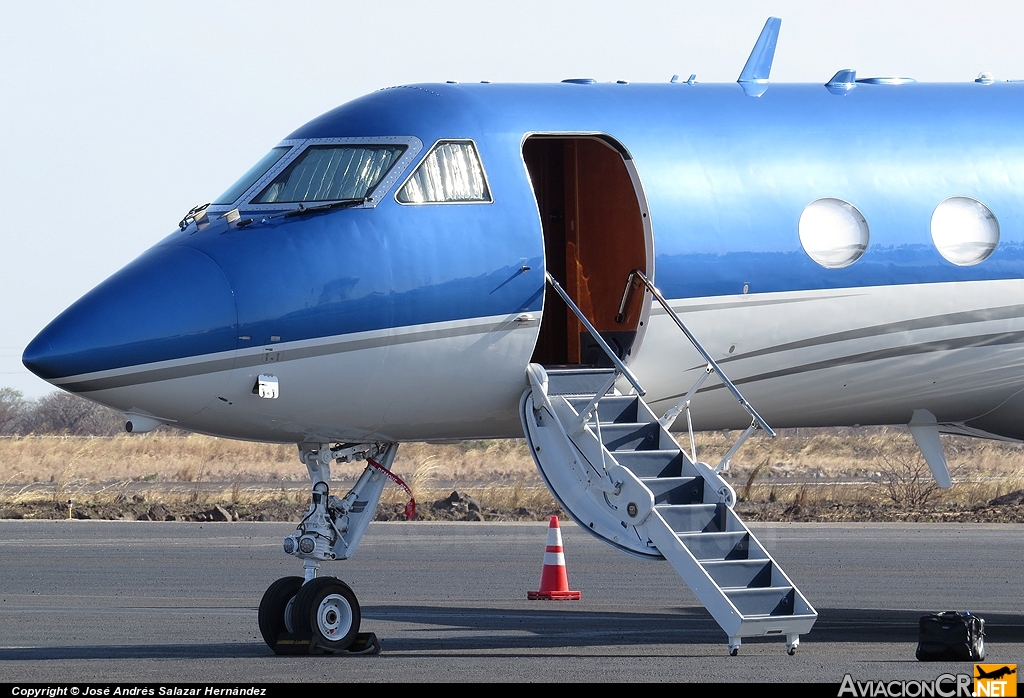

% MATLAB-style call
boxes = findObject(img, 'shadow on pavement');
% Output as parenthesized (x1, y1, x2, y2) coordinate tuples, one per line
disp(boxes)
(2, 606, 1021, 660)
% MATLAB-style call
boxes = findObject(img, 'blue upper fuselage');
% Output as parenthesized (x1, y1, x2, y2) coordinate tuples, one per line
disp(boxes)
(23, 80, 1024, 380)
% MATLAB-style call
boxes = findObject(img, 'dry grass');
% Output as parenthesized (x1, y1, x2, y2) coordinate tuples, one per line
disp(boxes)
(700, 427, 1024, 512)
(0, 434, 539, 485)
(0, 433, 297, 484)
(0, 434, 545, 512)
(697, 426, 1024, 479)
(3, 427, 1024, 515)
(738, 472, 1024, 508)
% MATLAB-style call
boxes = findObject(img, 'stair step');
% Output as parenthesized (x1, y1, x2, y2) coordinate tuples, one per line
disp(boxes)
(642, 477, 705, 505)
(676, 531, 763, 561)
(725, 587, 796, 616)
(566, 395, 639, 423)
(545, 368, 616, 395)
(702, 559, 774, 588)
(600, 422, 664, 451)
(656, 503, 725, 532)
(610, 450, 686, 478)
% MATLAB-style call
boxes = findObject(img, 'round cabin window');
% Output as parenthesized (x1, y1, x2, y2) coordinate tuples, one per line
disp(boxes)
(798, 198, 869, 269)
(930, 197, 999, 266)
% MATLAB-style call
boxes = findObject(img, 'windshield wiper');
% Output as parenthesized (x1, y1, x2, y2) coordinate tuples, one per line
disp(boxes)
(284, 198, 369, 219)
(178, 202, 211, 231)
(233, 198, 371, 229)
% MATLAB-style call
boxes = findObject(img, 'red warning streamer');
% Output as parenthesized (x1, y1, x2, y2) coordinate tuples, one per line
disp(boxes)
(367, 457, 417, 520)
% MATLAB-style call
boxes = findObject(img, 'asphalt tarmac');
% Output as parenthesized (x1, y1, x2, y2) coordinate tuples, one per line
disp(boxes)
(0, 520, 1021, 683)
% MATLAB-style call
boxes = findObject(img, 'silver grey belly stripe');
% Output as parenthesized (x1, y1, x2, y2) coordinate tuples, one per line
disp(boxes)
(59, 319, 513, 393)
(713, 303, 1024, 367)
(650, 329, 1024, 405)
(657, 291, 865, 315)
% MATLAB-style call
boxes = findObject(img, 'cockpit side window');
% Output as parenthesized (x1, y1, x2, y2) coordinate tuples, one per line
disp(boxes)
(213, 147, 291, 205)
(396, 141, 491, 204)
(253, 145, 406, 204)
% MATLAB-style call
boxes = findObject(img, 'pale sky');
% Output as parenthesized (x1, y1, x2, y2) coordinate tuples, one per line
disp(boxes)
(3, 0, 1024, 396)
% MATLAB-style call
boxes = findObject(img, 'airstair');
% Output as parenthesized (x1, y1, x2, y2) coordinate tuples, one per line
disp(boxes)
(520, 271, 817, 655)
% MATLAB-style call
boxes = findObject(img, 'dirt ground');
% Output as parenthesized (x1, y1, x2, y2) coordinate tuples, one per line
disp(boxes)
(4, 491, 1024, 525)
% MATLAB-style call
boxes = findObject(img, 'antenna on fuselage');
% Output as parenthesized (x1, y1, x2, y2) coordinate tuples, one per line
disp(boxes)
(737, 16, 781, 97)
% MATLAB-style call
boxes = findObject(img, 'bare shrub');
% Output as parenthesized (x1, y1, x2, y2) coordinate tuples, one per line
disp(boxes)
(187, 466, 207, 504)
(792, 485, 808, 508)
(23, 392, 122, 436)
(408, 456, 441, 499)
(231, 474, 243, 504)
(51, 459, 80, 504)
(0, 388, 26, 435)
(741, 457, 770, 501)
(877, 452, 940, 507)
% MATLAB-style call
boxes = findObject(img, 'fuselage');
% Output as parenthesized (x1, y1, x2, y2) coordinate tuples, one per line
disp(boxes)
(23, 80, 1024, 442)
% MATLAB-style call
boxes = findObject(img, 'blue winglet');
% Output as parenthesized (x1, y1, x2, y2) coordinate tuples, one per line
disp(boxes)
(826, 69, 857, 95)
(737, 17, 781, 96)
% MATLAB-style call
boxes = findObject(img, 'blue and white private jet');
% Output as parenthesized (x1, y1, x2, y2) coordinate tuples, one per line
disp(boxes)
(22, 19, 1021, 656)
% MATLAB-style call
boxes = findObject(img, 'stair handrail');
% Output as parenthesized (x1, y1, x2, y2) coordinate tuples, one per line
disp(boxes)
(620, 269, 775, 438)
(544, 272, 646, 397)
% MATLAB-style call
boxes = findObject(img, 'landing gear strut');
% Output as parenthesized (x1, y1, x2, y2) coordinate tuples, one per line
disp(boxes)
(258, 441, 396, 655)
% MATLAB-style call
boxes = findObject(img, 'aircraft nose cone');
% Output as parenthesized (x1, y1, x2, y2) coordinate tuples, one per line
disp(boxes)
(23, 245, 238, 385)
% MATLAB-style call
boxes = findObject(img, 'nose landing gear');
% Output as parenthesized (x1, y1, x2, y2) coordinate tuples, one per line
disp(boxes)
(258, 441, 396, 656)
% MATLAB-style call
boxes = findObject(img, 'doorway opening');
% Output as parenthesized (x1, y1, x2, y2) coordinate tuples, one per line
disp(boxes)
(523, 135, 650, 367)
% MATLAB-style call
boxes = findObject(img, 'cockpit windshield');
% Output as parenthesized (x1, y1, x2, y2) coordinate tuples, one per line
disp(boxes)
(213, 147, 291, 205)
(253, 145, 407, 204)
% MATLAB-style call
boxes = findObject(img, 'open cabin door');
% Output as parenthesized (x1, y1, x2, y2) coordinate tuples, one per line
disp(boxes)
(523, 136, 651, 367)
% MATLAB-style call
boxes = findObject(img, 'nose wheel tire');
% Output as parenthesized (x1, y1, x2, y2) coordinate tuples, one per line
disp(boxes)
(292, 576, 361, 652)
(258, 576, 304, 653)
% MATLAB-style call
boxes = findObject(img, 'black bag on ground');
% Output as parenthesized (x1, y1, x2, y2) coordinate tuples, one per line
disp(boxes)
(916, 611, 985, 661)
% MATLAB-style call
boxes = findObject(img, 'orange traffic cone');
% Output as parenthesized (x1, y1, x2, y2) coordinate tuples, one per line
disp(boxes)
(528, 516, 581, 600)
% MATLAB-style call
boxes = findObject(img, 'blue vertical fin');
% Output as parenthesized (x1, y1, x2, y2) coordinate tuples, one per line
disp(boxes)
(737, 17, 781, 97)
